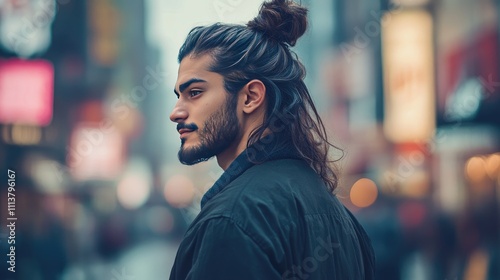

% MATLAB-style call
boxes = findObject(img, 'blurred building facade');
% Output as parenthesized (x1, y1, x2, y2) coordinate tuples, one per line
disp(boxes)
(1, 1, 185, 279)
(319, 0, 500, 279)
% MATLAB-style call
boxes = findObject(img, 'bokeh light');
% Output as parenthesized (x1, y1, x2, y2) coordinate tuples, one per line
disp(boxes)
(117, 174, 151, 209)
(164, 174, 195, 208)
(465, 156, 488, 183)
(350, 178, 378, 208)
(485, 153, 500, 179)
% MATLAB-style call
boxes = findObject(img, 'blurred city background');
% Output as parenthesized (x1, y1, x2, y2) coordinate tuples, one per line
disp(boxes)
(0, 0, 499, 279)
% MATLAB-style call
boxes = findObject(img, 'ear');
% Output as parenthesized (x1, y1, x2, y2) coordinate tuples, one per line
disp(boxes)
(241, 79, 266, 114)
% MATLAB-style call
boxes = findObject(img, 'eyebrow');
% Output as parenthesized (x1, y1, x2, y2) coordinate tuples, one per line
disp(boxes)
(174, 78, 207, 97)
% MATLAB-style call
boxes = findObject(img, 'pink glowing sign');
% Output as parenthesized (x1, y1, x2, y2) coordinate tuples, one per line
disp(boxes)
(0, 59, 54, 126)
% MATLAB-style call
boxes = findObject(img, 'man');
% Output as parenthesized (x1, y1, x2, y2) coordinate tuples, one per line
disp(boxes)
(169, 0, 375, 279)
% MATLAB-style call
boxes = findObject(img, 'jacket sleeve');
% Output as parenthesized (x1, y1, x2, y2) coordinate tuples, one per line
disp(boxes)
(171, 216, 282, 280)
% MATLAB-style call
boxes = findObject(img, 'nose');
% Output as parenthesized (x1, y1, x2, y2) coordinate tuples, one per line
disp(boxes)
(170, 101, 188, 123)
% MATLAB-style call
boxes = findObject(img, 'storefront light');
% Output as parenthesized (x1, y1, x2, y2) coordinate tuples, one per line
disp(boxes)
(11, 124, 42, 145)
(382, 10, 435, 143)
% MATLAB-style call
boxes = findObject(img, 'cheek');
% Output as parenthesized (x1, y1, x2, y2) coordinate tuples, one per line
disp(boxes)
(198, 102, 212, 122)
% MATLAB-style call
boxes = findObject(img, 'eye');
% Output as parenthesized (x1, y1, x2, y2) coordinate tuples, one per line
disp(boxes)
(189, 90, 202, 98)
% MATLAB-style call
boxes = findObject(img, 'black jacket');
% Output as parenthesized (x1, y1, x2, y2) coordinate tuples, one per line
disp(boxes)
(170, 134, 375, 280)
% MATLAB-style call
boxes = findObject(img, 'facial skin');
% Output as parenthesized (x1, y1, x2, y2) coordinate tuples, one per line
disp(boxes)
(170, 54, 267, 170)
(176, 78, 240, 166)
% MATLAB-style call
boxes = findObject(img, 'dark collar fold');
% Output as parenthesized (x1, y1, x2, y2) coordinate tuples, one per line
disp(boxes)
(200, 132, 302, 208)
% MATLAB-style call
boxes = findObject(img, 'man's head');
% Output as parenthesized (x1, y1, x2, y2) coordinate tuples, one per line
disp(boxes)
(171, 53, 268, 168)
(170, 0, 340, 192)
(171, 55, 240, 165)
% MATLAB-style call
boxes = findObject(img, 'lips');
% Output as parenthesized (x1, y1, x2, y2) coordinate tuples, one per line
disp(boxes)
(178, 128, 194, 138)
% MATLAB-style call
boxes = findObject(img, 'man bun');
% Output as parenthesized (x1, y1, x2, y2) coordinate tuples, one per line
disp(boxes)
(247, 0, 308, 47)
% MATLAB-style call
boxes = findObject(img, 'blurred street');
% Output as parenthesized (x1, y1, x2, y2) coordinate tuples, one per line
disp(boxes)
(0, 0, 499, 279)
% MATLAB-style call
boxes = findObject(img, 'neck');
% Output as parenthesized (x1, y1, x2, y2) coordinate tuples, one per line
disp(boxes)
(216, 131, 249, 170)
(216, 110, 267, 170)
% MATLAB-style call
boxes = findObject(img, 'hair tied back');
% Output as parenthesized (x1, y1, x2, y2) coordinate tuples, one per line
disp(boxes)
(247, 0, 308, 47)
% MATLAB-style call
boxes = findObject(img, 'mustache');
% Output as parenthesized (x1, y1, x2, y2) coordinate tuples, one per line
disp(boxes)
(177, 123, 198, 131)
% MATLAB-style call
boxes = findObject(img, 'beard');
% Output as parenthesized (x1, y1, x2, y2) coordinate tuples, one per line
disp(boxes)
(178, 93, 240, 165)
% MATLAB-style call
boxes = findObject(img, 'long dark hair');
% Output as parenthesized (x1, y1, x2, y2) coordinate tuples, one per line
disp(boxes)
(177, 0, 341, 192)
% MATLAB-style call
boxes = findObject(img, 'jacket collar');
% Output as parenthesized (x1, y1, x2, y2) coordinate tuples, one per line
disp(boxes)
(200, 132, 302, 208)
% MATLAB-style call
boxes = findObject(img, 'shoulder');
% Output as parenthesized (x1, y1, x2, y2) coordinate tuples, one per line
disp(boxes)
(246, 158, 316, 178)
(198, 159, 337, 233)
(188, 160, 301, 215)
(201, 158, 336, 220)
(214, 158, 320, 209)
(239, 158, 323, 191)
(189, 159, 317, 247)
